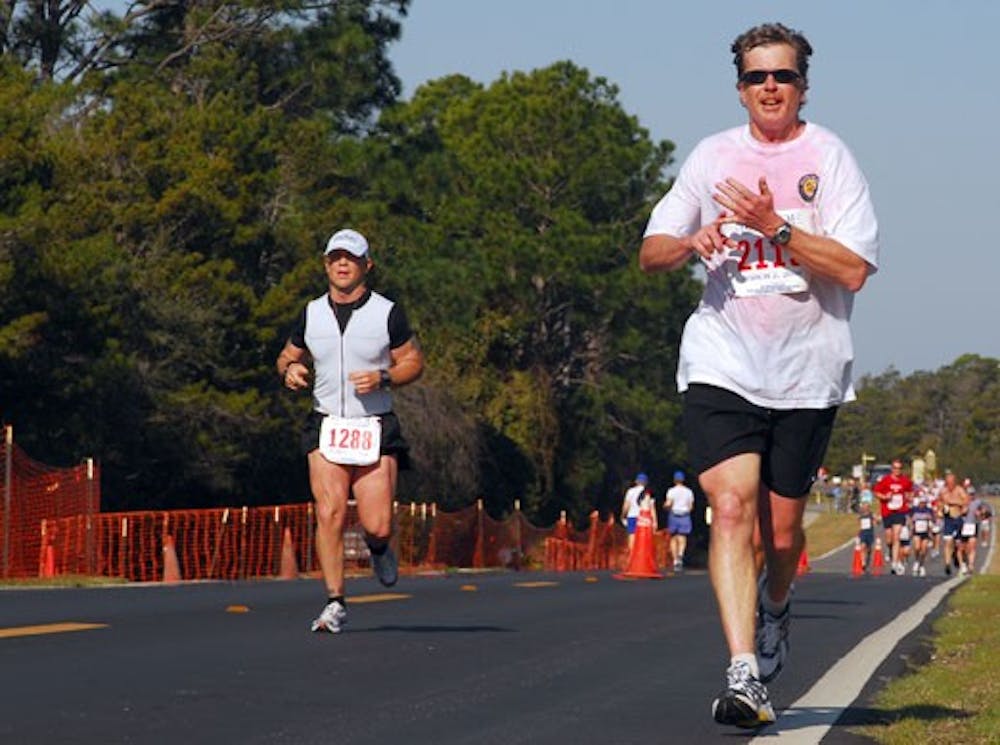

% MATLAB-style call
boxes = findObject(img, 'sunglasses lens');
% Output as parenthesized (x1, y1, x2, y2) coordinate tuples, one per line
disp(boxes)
(773, 70, 800, 84)
(740, 69, 800, 85)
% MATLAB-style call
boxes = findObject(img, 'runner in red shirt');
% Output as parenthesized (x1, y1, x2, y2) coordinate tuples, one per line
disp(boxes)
(873, 459, 914, 575)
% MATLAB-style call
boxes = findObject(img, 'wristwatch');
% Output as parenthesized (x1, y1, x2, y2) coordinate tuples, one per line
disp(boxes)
(771, 222, 793, 245)
(379, 369, 392, 390)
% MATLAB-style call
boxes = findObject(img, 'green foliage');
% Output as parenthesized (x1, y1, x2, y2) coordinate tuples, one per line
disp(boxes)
(826, 355, 1000, 482)
(1, 8, 696, 525)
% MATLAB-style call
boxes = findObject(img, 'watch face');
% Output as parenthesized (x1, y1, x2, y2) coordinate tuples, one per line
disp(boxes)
(774, 224, 792, 245)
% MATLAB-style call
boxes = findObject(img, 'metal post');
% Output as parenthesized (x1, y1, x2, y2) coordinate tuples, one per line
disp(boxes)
(513, 499, 522, 570)
(3, 425, 12, 578)
(85, 457, 95, 575)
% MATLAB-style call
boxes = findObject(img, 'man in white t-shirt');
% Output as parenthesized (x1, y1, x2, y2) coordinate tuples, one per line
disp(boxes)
(639, 23, 878, 729)
(664, 470, 695, 571)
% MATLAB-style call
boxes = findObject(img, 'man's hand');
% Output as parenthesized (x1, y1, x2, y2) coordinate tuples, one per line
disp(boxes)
(687, 215, 733, 261)
(285, 362, 310, 390)
(713, 176, 784, 237)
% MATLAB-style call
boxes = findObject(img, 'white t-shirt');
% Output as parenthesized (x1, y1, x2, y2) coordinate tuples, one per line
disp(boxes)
(665, 485, 695, 515)
(623, 484, 645, 518)
(644, 122, 879, 409)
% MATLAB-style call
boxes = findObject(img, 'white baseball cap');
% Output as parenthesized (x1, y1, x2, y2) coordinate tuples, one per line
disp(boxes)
(324, 228, 369, 257)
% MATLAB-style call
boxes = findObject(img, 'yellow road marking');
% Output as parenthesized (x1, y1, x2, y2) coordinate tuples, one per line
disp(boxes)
(226, 605, 251, 613)
(460, 584, 477, 592)
(0, 622, 108, 639)
(513, 581, 559, 588)
(349, 593, 411, 604)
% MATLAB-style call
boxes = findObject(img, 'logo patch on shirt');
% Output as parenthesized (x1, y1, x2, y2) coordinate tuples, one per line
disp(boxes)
(798, 174, 819, 202)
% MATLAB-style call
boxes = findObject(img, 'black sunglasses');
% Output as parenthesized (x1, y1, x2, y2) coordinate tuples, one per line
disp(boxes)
(739, 69, 802, 86)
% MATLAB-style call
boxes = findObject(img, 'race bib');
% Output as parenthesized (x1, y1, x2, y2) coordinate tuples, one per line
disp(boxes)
(914, 519, 929, 533)
(318, 415, 381, 466)
(720, 208, 814, 297)
(961, 522, 976, 537)
(860, 517, 872, 530)
(900, 526, 911, 541)
(888, 494, 903, 510)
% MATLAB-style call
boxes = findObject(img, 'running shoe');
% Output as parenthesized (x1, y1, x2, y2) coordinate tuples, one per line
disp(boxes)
(310, 599, 347, 634)
(367, 542, 398, 587)
(711, 660, 776, 728)
(918, 565, 926, 577)
(756, 590, 790, 684)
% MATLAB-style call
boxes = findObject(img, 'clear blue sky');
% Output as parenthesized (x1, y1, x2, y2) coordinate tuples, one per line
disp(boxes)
(390, 0, 1000, 379)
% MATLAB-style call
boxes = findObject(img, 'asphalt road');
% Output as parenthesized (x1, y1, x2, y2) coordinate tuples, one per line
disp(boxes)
(0, 541, 983, 745)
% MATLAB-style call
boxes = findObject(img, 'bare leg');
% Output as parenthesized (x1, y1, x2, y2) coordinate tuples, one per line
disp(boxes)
(308, 451, 352, 596)
(353, 455, 398, 545)
(700, 453, 761, 658)
(758, 486, 807, 605)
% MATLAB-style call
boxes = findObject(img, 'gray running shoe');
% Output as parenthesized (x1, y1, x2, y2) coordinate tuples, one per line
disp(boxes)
(310, 599, 347, 634)
(368, 543, 398, 587)
(756, 573, 790, 683)
(711, 660, 776, 728)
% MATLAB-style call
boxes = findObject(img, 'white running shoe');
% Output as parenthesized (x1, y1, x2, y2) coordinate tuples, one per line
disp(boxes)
(918, 565, 926, 577)
(310, 599, 347, 633)
(711, 660, 775, 729)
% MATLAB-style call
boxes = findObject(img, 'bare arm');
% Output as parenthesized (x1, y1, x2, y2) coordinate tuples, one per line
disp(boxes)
(713, 176, 871, 292)
(276, 341, 311, 390)
(638, 214, 731, 274)
(348, 337, 425, 395)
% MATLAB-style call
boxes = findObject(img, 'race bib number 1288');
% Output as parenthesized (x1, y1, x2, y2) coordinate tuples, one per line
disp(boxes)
(319, 415, 381, 466)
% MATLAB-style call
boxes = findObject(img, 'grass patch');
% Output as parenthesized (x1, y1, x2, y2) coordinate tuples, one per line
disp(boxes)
(0, 575, 130, 589)
(804, 511, 858, 557)
(848, 574, 1000, 743)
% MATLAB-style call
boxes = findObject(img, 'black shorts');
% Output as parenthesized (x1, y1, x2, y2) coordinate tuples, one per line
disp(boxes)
(300, 410, 411, 470)
(882, 512, 908, 529)
(682, 383, 837, 498)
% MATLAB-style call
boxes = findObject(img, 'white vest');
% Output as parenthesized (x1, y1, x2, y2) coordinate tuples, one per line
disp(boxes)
(305, 292, 394, 418)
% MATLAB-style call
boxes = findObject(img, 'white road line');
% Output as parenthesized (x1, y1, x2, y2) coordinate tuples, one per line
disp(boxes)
(750, 574, 966, 743)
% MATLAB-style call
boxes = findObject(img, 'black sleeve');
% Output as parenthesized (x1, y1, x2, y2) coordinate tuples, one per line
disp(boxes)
(288, 305, 307, 349)
(387, 302, 415, 350)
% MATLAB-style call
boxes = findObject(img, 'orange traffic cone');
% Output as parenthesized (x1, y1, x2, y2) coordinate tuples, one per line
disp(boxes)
(872, 537, 884, 576)
(41, 544, 56, 578)
(797, 546, 810, 575)
(613, 504, 663, 580)
(162, 534, 182, 583)
(851, 541, 864, 577)
(279, 527, 298, 580)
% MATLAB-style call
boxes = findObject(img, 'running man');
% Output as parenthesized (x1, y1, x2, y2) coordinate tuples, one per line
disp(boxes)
(664, 470, 696, 571)
(938, 470, 969, 576)
(873, 459, 914, 576)
(909, 495, 935, 576)
(959, 490, 983, 575)
(978, 499, 993, 548)
(277, 228, 424, 633)
(638, 22, 878, 729)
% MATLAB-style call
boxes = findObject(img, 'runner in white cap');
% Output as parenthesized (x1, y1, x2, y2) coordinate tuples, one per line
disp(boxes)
(276, 227, 424, 633)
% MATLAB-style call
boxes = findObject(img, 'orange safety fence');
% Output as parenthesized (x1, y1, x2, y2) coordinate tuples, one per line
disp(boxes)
(2, 427, 99, 579)
(31, 498, 671, 582)
(4, 425, 677, 582)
